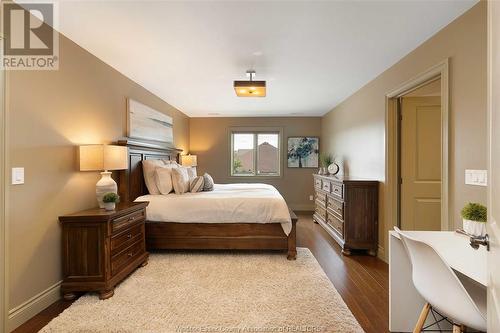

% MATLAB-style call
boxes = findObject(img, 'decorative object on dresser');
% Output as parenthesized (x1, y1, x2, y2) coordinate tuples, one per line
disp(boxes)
(461, 202, 487, 237)
(287, 137, 319, 168)
(59, 202, 149, 300)
(313, 174, 378, 256)
(102, 192, 120, 211)
(78, 145, 128, 208)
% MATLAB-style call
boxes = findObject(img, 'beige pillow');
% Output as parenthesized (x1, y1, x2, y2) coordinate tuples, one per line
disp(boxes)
(155, 167, 175, 195)
(143, 159, 178, 194)
(172, 167, 190, 194)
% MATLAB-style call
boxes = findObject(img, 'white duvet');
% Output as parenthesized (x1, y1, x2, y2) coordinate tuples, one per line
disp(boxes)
(135, 183, 292, 235)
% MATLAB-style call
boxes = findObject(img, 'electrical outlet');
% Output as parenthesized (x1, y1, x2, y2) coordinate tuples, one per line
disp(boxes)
(309, 195, 314, 201)
(465, 169, 487, 187)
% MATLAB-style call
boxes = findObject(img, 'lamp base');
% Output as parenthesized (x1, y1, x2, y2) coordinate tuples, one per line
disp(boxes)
(96, 171, 117, 208)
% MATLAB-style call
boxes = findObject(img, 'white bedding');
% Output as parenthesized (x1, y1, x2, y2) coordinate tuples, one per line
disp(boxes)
(135, 183, 292, 235)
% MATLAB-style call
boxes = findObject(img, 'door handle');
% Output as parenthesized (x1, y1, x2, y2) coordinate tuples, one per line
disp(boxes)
(470, 234, 490, 251)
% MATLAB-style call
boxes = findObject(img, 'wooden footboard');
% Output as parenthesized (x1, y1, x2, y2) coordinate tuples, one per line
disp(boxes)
(145, 210, 298, 260)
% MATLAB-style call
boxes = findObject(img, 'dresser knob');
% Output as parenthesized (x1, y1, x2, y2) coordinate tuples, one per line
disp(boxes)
(128, 252, 133, 257)
(127, 234, 132, 239)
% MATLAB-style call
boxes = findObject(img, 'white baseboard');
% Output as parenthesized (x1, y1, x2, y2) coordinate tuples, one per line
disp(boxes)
(8, 280, 62, 332)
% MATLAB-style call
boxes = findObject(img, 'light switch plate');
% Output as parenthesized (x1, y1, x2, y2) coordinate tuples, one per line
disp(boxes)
(465, 169, 487, 187)
(11, 167, 24, 185)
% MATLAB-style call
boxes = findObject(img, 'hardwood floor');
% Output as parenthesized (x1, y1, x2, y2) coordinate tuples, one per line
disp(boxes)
(12, 212, 389, 333)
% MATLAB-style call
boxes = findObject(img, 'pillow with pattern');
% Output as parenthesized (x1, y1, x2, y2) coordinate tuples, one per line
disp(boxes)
(189, 176, 205, 193)
(203, 173, 214, 191)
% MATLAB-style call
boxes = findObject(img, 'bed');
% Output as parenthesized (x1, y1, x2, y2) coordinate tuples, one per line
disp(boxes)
(117, 138, 298, 259)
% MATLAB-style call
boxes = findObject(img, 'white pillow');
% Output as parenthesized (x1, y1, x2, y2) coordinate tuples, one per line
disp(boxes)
(155, 167, 175, 195)
(187, 167, 197, 179)
(143, 159, 178, 194)
(172, 167, 190, 194)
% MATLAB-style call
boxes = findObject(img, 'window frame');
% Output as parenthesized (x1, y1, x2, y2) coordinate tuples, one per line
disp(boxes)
(229, 127, 283, 178)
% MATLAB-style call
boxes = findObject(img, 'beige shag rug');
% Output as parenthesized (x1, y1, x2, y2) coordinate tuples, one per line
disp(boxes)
(42, 248, 363, 333)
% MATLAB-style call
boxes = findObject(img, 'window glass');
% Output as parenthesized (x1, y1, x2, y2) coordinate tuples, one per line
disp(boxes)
(257, 133, 279, 175)
(232, 133, 255, 175)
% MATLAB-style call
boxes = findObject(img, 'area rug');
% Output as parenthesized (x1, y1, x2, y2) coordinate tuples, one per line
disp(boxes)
(41, 248, 363, 333)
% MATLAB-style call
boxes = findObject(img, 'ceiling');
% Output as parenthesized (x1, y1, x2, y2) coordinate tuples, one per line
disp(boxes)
(54, 0, 477, 117)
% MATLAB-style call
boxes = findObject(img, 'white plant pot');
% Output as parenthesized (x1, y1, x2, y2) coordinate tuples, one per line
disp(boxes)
(103, 202, 116, 211)
(463, 219, 486, 237)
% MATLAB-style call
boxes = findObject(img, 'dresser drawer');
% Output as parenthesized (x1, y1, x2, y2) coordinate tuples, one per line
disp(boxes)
(331, 183, 343, 198)
(315, 190, 326, 205)
(327, 195, 344, 219)
(327, 213, 344, 238)
(112, 209, 146, 234)
(111, 240, 145, 276)
(322, 180, 332, 193)
(315, 205, 327, 221)
(314, 178, 322, 190)
(111, 224, 144, 255)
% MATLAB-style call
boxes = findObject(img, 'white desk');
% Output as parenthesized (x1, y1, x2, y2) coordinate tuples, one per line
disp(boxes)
(389, 230, 487, 332)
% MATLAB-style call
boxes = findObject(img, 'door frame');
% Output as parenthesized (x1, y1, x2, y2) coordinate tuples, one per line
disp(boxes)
(0, 31, 7, 333)
(385, 59, 450, 234)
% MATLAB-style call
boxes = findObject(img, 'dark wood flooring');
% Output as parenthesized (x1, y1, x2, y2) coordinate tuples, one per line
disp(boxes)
(13, 212, 389, 333)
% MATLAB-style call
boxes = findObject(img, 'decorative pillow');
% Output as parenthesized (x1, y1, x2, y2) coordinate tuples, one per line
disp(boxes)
(143, 159, 178, 194)
(203, 173, 214, 191)
(155, 167, 175, 195)
(189, 176, 205, 193)
(187, 167, 197, 179)
(172, 167, 190, 194)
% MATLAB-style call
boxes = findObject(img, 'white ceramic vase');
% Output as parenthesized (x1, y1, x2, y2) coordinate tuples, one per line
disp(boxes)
(103, 202, 116, 211)
(463, 219, 486, 237)
(96, 171, 117, 208)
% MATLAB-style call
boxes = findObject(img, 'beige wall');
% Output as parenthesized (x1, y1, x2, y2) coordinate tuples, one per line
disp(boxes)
(7, 33, 189, 311)
(321, 2, 487, 260)
(189, 117, 321, 210)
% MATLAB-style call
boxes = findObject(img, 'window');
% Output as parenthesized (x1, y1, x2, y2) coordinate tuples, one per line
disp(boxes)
(231, 131, 281, 176)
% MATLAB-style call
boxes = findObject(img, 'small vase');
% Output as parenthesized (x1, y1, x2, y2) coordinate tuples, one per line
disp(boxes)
(463, 219, 486, 237)
(103, 202, 116, 211)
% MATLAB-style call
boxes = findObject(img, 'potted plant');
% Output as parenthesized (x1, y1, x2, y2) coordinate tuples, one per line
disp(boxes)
(461, 202, 487, 237)
(319, 153, 333, 175)
(102, 192, 120, 211)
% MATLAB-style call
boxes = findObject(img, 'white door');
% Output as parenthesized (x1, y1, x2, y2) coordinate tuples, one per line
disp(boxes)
(488, 1, 500, 331)
(400, 96, 442, 231)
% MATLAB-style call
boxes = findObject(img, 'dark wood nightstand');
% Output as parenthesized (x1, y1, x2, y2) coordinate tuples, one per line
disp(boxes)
(59, 202, 149, 300)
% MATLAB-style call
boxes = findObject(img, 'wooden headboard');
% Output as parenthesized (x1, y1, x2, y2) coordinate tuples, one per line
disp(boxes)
(117, 138, 182, 202)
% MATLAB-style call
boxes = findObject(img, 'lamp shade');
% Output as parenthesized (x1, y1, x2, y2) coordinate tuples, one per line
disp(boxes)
(181, 154, 197, 167)
(79, 145, 128, 171)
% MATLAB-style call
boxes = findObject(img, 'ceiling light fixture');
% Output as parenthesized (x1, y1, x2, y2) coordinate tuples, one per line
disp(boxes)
(234, 70, 266, 97)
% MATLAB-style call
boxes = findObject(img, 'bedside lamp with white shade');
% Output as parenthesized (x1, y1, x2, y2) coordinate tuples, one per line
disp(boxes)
(180, 154, 197, 167)
(79, 145, 128, 208)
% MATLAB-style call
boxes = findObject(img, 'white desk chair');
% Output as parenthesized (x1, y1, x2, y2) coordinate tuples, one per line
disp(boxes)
(394, 227, 486, 333)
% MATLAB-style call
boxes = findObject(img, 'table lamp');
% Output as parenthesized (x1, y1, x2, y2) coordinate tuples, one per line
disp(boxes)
(180, 154, 197, 167)
(79, 145, 128, 208)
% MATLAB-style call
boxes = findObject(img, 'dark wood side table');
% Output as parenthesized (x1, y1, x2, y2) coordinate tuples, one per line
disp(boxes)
(59, 202, 149, 300)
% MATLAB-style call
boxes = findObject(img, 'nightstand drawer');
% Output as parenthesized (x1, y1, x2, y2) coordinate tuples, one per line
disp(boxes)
(112, 209, 146, 234)
(111, 224, 144, 255)
(111, 240, 145, 276)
